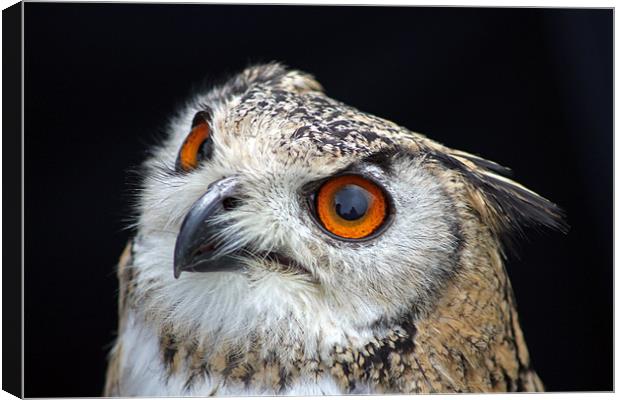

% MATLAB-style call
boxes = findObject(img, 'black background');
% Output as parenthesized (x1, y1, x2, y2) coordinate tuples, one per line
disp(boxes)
(24, 4, 612, 396)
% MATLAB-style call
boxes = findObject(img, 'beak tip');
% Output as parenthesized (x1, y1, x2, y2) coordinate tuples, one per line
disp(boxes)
(173, 246, 183, 279)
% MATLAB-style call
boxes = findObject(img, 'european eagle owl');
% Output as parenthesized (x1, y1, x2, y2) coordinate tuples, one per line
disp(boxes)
(104, 63, 566, 395)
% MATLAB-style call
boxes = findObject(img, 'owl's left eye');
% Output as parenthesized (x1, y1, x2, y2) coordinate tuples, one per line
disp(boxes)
(313, 175, 390, 240)
(175, 111, 214, 172)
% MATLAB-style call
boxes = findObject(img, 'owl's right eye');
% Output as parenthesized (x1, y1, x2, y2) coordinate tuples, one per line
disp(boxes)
(175, 111, 214, 172)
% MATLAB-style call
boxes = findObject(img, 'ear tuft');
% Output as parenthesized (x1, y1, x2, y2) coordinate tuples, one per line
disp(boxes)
(245, 62, 324, 94)
(197, 62, 324, 110)
(428, 148, 568, 251)
(228, 62, 323, 97)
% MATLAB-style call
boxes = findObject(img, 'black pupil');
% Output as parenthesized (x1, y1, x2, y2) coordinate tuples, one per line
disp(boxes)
(334, 185, 369, 221)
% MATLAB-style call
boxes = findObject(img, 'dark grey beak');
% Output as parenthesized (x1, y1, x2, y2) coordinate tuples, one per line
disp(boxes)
(173, 176, 242, 278)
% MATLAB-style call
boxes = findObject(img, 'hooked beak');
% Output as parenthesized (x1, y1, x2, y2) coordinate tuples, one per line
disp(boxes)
(173, 176, 242, 278)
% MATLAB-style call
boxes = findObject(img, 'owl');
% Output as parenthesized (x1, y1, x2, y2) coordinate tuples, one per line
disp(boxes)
(104, 63, 566, 396)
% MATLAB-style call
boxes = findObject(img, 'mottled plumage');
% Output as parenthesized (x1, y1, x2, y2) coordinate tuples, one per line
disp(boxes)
(105, 63, 564, 396)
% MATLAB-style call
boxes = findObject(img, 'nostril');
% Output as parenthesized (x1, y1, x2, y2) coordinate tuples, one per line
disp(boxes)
(222, 197, 242, 211)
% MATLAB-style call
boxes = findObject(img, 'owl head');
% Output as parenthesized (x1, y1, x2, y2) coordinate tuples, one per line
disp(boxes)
(131, 63, 565, 354)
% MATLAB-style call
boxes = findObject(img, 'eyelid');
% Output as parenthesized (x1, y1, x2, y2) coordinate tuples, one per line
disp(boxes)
(300, 166, 384, 196)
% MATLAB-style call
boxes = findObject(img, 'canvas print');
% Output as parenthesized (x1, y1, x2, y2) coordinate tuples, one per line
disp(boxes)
(17, 3, 612, 397)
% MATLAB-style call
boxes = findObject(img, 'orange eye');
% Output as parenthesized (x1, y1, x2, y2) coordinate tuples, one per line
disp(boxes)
(315, 175, 389, 240)
(176, 111, 212, 172)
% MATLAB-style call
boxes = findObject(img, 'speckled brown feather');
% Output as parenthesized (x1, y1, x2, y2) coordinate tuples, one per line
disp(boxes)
(104, 241, 134, 396)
